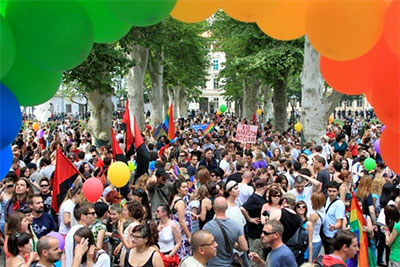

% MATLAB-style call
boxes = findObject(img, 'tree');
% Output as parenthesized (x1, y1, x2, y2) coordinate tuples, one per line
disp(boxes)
(212, 12, 303, 131)
(300, 37, 343, 143)
(63, 43, 131, 146)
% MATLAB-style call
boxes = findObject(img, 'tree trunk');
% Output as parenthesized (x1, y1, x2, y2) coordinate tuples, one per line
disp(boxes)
(242, 78, 260, 121)
(126, 44, 149, 131)
(162, 83, 169, 119)
(87, 89, 113, 147)
(148, 47, 164, 128)
(263, 84, 274, 122)
(178, 89, 188, 118)
(273, 71, 289, 133)
(169, 86, 180, 119)
(234, 99, 240, 118)
(301, 36, 343, 144)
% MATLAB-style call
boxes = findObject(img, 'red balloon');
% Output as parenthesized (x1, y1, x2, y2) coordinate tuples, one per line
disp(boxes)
(321, 36, 395, 95)
(82, 178, 103, 203)
(383, 0, 399, 57)
(380, 128, 400, 174)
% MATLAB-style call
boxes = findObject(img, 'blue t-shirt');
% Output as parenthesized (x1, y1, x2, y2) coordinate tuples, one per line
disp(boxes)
(323, 198, 345, 238)
(32, 212, 57, 239)
(265, 244, 297, 267)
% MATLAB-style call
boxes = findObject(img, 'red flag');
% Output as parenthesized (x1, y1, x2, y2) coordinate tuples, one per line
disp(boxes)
(133, 116, 150, 180)
(252, 112, 257, 123)
(110, 128, 126, 162)
(122, 100, 134, 153)
(168, 104, 175, 140)
(51, 148, 80, 213)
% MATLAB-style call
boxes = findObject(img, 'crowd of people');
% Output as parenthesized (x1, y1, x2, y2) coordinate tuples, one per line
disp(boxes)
(1, 112, 399, 267)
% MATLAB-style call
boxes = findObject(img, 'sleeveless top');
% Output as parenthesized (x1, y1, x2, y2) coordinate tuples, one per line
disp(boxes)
(280, 208, 302, 243)
(158, 223, 175, 253)
(124, 249, 156, 267)
(313, 210, 324, 243)
(199, 196, 215, 229)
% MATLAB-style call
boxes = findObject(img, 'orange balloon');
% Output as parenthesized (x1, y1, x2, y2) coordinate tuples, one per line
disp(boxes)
(320, 37, 393, 95)
(170, 0, 219, 23)
(371, 55, 400, 133)
(329, 117, 334, 123)
(306, 0, 386, 60)
(257, 0, 307, 40)
(221, 0, 282, 22)
(32, 122, 40, 131)
(380, 128, 400, 174)
(383, 0, 399, 57)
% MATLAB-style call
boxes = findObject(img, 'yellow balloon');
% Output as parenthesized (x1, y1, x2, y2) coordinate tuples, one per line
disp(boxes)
(32, 122, 40, 131)
(108, 161, 130, 188)
(294, 122, 303, 133)
(257, 109, 262, 115)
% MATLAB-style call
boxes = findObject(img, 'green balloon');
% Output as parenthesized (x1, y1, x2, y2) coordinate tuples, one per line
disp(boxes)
(0, 15, 15, 79)
(79, 0, 131, 44)
(363, 157, 376, 171)
(1, 54, 62, 106)
(106, 0, 177, 27)
(0, 0, 7, 16)
(128, 161, 136, 171)
(219, 104, 227, 113)
(5, 0, 93, 71)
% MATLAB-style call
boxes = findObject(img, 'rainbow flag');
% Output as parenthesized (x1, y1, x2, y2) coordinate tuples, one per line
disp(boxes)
(163, 104, 175, 140)
(173, 163, 182, 177)
(203, 122, 215, 135)
(348, 193, 372, 267)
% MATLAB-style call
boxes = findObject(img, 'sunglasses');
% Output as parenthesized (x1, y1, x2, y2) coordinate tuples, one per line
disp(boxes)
(40, 184, 49, 188)
(262, 231, 277, 236)
(296, 205, 306, 209)
(270, 194, 281, 198)
(6, 184, 14, 188)
(85, 212, 96, 216)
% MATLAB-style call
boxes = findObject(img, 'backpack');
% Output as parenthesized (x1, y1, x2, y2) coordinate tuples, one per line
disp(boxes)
(286, 218, 309, 265)
(96, 167, 108, 187)
(313, 255, 346, 267)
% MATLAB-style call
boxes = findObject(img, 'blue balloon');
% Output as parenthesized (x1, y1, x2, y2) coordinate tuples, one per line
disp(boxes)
(0, 83, 22, 150)
(54, 261, 61, 267)
(0, 145, 12, 180)
(149, 161, 156, 171)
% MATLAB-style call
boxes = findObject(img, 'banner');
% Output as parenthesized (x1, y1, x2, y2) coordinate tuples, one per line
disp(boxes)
(236, 123, 257, 143)
(191, 124, 208, 132)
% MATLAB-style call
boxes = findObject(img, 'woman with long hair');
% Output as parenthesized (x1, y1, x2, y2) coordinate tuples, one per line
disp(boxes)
(196, 168, 212, 186)
(5, 177, 32, 221)
(58, 182, 83, 237)
(384, 204, 400, 266)
(252, 150, 267, 170)
(4, 212, 31, 263)
(7, 232, 38, 267)
(0, 178, 14, 234)
(188, 185, 208, 233)
(19, 167, 31, 179)
(120, 223, 164, 267)
(199, 182, 219, 229)
(117, 200, 145, 252)
(156, 205, 181, 266)
(79, 162, 93, 179)
(72, 226, 110, 267)
(310, 192, 326, 261)
(294, 200, 314, 264)
(169, 179, 192, 257)
(355, 175, 377, 225)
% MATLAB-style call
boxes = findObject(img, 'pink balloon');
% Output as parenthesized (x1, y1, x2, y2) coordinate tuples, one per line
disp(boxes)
(82, 178, 103, 203)
(374, 138, 381, 155)
(47, 231, 65, 251)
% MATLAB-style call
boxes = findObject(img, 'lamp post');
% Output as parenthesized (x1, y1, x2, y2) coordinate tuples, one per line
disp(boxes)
(289, 94, 297, 135)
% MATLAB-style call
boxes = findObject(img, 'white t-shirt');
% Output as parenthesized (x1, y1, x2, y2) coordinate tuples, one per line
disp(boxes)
(58, 199, 77, 234)
(219, 159, 231, 176)
(237, 183, 254, 207)
(180, 256, 204, 267)
(289, 186, 314, 216)
(65, 224, 84, 267)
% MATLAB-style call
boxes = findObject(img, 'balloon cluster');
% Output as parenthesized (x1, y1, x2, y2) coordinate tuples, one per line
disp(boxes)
(0, 0, 398, 175)
(0, 0, 177, 180)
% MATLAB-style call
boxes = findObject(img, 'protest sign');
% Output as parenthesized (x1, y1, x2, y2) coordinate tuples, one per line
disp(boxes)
(236, 123, 257, 143)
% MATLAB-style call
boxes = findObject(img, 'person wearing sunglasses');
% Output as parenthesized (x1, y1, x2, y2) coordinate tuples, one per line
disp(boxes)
(39, 178, 52, 214)
(294, 200, 314, 264)
(180, 230, 218, 267)
(249, 219, 297, 267)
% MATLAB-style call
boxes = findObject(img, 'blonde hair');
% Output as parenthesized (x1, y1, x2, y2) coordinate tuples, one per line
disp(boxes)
(355, 175, 372, 201)
(197, 168, 211, 186)
(133, 173, 150, 191)
(190, 185, 208, 202)
(371, 177, 385, 196)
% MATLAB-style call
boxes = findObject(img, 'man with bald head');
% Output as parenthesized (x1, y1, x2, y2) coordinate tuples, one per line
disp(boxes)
(237, 170, 254, 206)
(179, 230, 218, 267)
(203, 197, 248, 267)
(36, 236, 62, 267)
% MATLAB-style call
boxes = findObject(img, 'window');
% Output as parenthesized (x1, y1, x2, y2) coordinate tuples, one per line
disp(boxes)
(213, 59, 219, 70)
(346, 100, 352, 107)
(66, 104, 72, 113)
(227, 101, 231, 109)
(357, 99, 363, 107)
(214, 98, 219, 108)
(213, 78, 219, 89)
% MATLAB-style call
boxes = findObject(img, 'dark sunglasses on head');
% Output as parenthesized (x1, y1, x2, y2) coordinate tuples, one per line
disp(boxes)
(262, 231, 276, 236)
